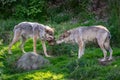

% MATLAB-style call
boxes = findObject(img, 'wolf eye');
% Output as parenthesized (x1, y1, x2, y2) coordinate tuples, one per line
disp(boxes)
(63, 35, 65, 37)
(49, 33, 53, 36)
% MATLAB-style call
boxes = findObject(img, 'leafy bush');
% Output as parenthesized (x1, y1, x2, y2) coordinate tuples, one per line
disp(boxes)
(13, 0, 47, 21)
(107, 0, 120, 46)
(106, 67, 120, 80)
(65, 59, 100, 79)
(13, 5, 28, 19)
(52, 13, 71, 23)
(0, 19, 22, 44)
(0, 0, 17, 18)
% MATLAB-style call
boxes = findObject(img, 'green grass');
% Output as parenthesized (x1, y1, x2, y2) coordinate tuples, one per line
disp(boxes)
(0, 19, 120, 80)
(0, 40, 120, 80)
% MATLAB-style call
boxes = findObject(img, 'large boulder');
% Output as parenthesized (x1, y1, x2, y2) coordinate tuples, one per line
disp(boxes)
(16, 52, 49, 70)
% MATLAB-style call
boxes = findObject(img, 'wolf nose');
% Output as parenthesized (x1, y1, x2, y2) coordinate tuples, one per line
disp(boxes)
(50, 37, 53, 40)
(56, 41, 61, 44)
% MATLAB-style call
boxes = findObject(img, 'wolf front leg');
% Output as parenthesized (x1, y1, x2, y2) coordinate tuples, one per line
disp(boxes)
(41, 40, 51, 57)
(19, 35, 27, 53)
(78, 41, 85, 59)
(56, 40, 64, 44)
(33, 35, 38, 54)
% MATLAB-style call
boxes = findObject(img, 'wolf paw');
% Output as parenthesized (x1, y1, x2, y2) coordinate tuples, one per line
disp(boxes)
(108, 57, 112, 61)
(100, 58, 107, 62)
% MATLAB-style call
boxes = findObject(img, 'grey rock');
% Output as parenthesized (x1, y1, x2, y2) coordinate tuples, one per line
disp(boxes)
(16, 52, 49, 70)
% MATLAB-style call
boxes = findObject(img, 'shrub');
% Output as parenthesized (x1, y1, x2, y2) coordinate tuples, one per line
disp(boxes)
(106, 67, 120, 80)
(107, 0, 120, 46)
(0, 19, 21, 44)
(65, 59, 100, 80)
(52, 13, 71, 23)
(0, 0, 47, 20)
(0, 0, 17, 18)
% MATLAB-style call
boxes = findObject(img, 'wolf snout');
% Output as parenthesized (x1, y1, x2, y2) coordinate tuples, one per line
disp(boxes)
(56, 40, 61, 44)
(47, 37, 54, 41)
(47, 37, 56, 45)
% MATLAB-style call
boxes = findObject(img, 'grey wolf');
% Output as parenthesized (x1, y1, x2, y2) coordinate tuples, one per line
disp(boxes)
(8, 22, 55, 57)
(57, 25, 113, 61)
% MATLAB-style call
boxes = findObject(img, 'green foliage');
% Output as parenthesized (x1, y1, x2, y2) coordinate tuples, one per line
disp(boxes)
(13, 0, 47, 21)
(13, 5, 28, 19)
(0, 0, 17, 18)
(0, 19, 20, 31)
(107, 0, 120, 46)
(47, 0, 91, 23)
(52, 13, 71, 23)
(66, 59, 100, 79)
(0, 19, 22, 44)
(63, 0, 90, 14)
(27, 0, 46, 19)
(65, 48, 120, 79)
(106, 67, 120, 80)
(1, 42, 120, 80)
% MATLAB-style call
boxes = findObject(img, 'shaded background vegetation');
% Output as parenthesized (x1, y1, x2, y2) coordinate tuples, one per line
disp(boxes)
(0, 0, 120, 46)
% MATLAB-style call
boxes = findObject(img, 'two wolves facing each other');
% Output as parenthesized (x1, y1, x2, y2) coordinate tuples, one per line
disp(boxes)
(8, 22, 113, 61)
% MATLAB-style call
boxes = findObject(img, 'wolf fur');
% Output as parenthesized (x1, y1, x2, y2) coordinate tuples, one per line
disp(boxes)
(57, 25, 113, 61)
(8, 22, 55, 57)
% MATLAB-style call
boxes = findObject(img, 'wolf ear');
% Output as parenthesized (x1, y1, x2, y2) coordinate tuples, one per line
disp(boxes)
(52, 28, 55, 31)
(45, 27, 52, 33)
(64, 31, 71, 37)
(45, 29, 49, 33)
(45, 28, 53, 35)
(64, 30, 68, 33)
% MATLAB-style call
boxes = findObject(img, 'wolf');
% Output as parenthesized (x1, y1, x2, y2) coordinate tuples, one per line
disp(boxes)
(8, 22, 55, 57)
(57, 25, 113, 61)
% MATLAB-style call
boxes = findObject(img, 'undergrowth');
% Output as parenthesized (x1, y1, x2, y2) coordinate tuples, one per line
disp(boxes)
(0, 39, 120, 80)
(0, 19, 120, 79)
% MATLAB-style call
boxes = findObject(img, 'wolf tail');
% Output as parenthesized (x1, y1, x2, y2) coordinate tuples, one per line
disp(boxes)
(104, 32, 111, 51)
(107, 32, 111, 39)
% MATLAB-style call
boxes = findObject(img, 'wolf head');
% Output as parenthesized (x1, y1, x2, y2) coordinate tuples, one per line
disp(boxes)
(57, 31, 71, 44)
(45, 26, 56, 45)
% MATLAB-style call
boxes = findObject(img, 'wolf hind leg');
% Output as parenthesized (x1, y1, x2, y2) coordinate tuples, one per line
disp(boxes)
(19, 35, 27, 53)
(104, 38, 113, 61)
(8, 29, 21, 54)
(97, 34, 107, 61)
